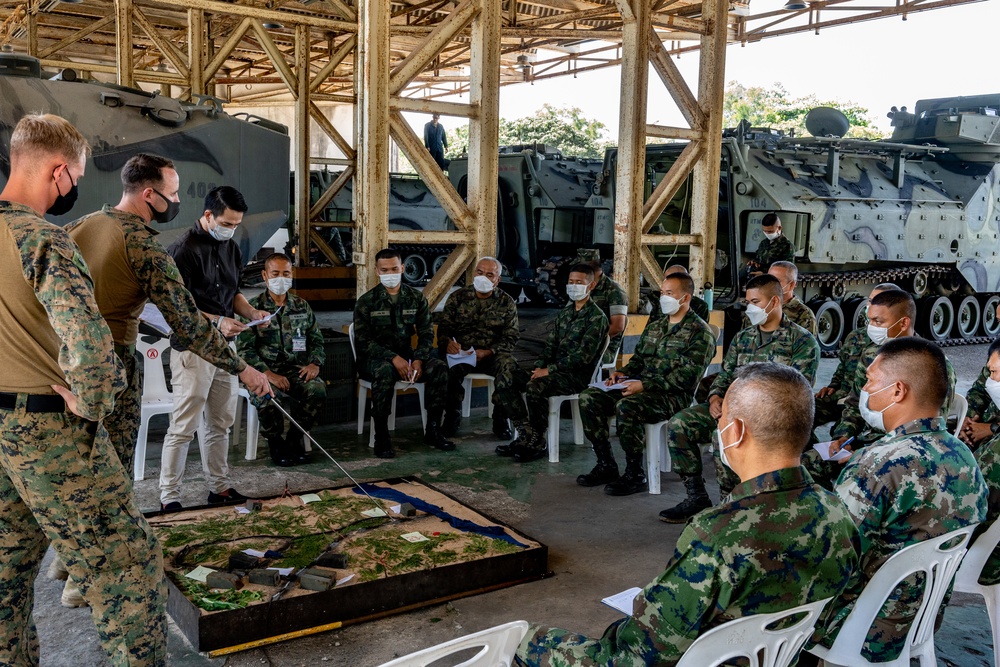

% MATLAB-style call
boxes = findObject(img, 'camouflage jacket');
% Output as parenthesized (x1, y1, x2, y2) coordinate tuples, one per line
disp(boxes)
(967, 365, 999, 423)
(741, 297, 817, 336)
(620, 310, 715, 396)
(590, 274, 628, 355)
(537, 298, 609, 378)
(753, 234, 796, 269)
(436, 285, 518, 358)
(832, 336, 956, 440)
(353, 284, 433, 366)
(709, 316, 819, 399)
(237, 291, 324, 371)
(825, 326, 868, 398)
(829, 417, 987, 662)
(66, 206, 244, 375)
(516, 467, 859, 667)
(647, 292, 710, 324)
(974, 432, 1000, 585)
(0, 200, 124, 421)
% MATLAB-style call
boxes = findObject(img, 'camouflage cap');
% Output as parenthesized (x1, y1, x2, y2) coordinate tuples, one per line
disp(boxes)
(575, 248, 601, 263)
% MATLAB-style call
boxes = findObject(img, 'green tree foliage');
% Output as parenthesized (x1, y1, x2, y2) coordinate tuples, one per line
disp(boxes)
(445, 104, 612, 159)
(723, 81, 887, 140)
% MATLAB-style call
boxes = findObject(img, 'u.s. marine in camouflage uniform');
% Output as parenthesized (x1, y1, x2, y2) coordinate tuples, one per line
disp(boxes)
(576, 272, 715, 497)
(0, 114, 166, 666)
(497, 263, 609, 463)
(659, 274, 819, 524)
(516, 364, 859, 667)
(436, 257, 519, 439)
(354, 248, 453, 458)
(806, 338, 987, 665)
(238, 253, 326, 466)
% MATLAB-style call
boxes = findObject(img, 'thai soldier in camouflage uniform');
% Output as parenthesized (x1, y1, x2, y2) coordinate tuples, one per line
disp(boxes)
(238, 253, 325, 466)
(647, 265, 711, 323)
(496, 263, 609, 463)
(659, 274, 819, 523)
(436, 257, 519, 439)
(747, 212, 796, 273)
(576, 249, 627, 366)
(963, 339, 1000, 586)
(57, 153, 271, 608)
(354, 248, 453, 458)
(813, 284, 902, 431)
(0, 114, 166, 666)
(740, 261, 817, 336)
(577, 272, 715, 496)
(803, 338, 987, 665)
(516, 363, 860, 667)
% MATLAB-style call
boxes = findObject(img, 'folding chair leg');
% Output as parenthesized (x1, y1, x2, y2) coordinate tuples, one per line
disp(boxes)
(461, 378, 472, 418)
(486, 380, 495, 418)
(134, 417, 149, 482)
(570, 399, 583, 445)
(645, 423, 661, 495)
(547, 402, 560, 463)
(245, 403, 259, 461)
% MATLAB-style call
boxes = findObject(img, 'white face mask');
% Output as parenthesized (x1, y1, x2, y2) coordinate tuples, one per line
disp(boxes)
(986, 377, 1000, 409)
(209, 221, 236, 241)
(473, 275, 495, 294)
(763, 230, 780, 241)
(859, 383, 897, 431)
(717, 420, 742, 470)
(745, 298, 774, 327)
(565, 283, 589, 302)
(379, 273, 402, 289)
(867, 318, 902, 346)
(267, 277, 292, 295)
(659, 295, 681, 316)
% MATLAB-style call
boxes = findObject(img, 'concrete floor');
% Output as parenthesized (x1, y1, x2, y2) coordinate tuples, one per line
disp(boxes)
(31, 317, 1000, 667)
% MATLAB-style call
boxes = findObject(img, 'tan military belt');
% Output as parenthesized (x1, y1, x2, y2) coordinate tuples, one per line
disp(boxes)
(0, 392, 66, 413)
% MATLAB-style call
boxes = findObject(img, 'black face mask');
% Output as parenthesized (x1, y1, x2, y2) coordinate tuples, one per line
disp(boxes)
(149, 188, 181, 224)
(46, 170, 79, 216)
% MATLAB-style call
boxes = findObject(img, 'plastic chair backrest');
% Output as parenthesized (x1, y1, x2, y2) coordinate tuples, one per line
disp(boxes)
(675, 598, 830, 667)
(376, 620, 529, 667)
(955, 519, 1000, 592)
(137, 336, 172, 401)
(948, 393, 968, 436)
(348, 322, 357, 361)
(828, 525, 976, 660)
(590, 336, 611, 384)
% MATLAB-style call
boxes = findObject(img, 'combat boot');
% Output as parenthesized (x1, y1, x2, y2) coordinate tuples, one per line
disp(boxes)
(658, 474, 712, 523)
(495, 420, 528, 456)
(577, 441, 619, 487)
(373, 414, 395, 459)
(47, 555, 69, 581)
(512, 428, 548, 463)
(603, 454, 647, 496)
(425, 411, 457, 451)
(441, 409, 462, 438)
(61, 579, 87, 608)
(268, 435, 293, 467)
(492, 413, 513, 440)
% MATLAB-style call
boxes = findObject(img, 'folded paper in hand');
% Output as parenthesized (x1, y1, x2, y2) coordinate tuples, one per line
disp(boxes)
(588, 379, 636, 392)
(245, 306, 282, 328)
(601, 587, 642, 615)
(813, 440, 852, 462)
(447, 348, 477, 368)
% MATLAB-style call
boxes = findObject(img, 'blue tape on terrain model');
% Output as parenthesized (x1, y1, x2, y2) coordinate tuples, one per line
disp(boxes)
(353, 483, 528, 548)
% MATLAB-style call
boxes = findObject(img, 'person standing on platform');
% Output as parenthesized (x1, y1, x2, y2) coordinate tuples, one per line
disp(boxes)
(423, 113, 448, 170)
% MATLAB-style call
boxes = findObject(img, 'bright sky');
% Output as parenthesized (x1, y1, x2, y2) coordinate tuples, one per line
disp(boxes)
(430, 1, 996, 141)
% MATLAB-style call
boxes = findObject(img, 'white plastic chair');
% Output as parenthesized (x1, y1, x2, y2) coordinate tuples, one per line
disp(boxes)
(233, 387, 261, 460)
(806, 525, 978, 667)
(675, 598, 831, 667)
(376, 620, 529, 667)
(600, 315, 627, 377)
(348, 323, 427, 447)
(644, 420, 673, 494)
(461, 373, 495, 418)
(947, 393, 968, 436)
(952, 518, 1000, 667)
(134, 337, 173, 481)
(547, 336, 610, 463)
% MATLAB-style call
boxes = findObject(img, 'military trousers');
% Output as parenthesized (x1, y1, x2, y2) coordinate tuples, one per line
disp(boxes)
(578, 388, 687, 457)
(813, 392, 846, 429)
(258, 364, 327, 440)
(0, 402, 166, 667)
(500, 370, 590, 431)
(665, 403, 740, 494)
(360, 357, 447, 419)
(444, 353, 519, 415)
(160, 348, 238, 504)
(104, 345, 141, 480)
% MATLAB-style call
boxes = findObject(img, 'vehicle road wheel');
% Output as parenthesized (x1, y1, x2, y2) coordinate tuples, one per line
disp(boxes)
(951, 294, 980, 339)
(402, 254, 427, 284)
(431, 254, 448, 276)
(918, 295, 954, 342)
(842, 297, 867, 333)
(981, 295, 1000, 337)
(810, 299, 845, 353)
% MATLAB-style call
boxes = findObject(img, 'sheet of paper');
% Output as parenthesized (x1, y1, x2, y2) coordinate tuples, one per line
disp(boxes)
(267, 567, 294, 577)
(813, 441, 852, 462)
(390, 504, 402, 514)
(243, 549, 267, 558)
(361, 508, 388, 518)
(245, 306, 282, 327)
(235, 506, 251, 514)
(601, 587, 642, 616)
(185, 566, 215, 583)
(140, 302, 172, 336)
(587, 380, 637, 392)
(400, 532, 429, 543)
(300, 493, 322, 504)
(336, 574, 355, 587)
(447, 349, 477, 368)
